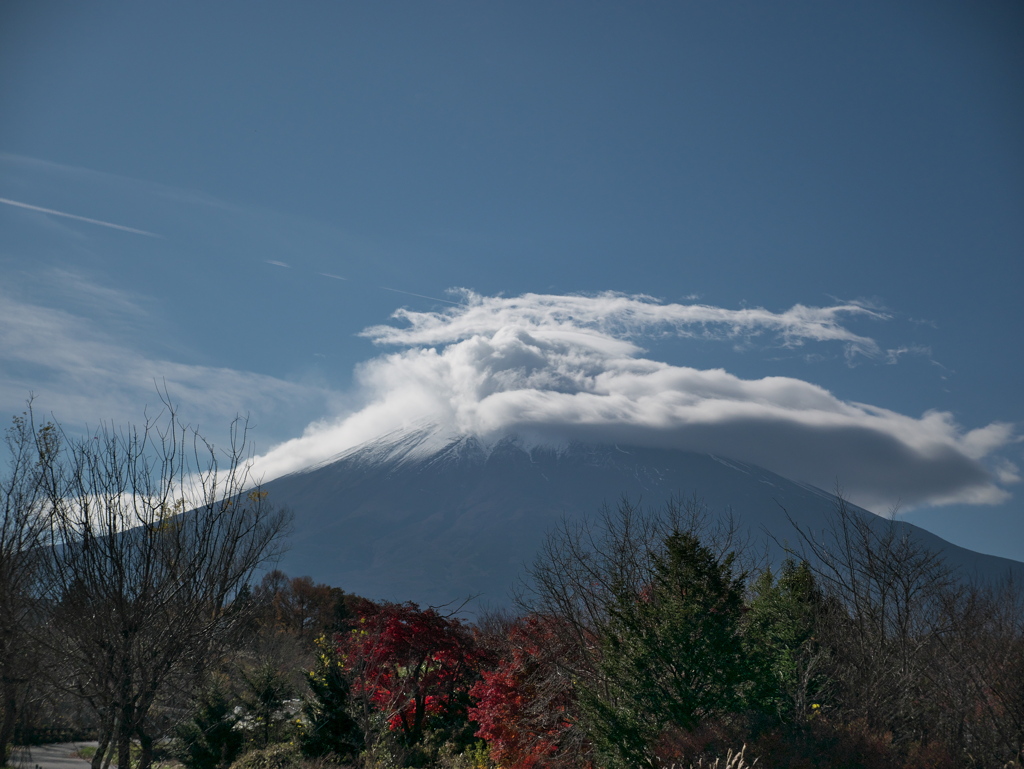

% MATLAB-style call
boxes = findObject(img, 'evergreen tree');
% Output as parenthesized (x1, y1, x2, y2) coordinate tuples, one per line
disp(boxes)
(238, 663, 296, 749)
(582, 530, 749, 769)
(744, 559, 828, 722)
(175, 682, 244, 769)
(301, 637, 362, 760)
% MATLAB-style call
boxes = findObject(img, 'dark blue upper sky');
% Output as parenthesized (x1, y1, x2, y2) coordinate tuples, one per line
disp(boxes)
(1, 2, 1021, 559)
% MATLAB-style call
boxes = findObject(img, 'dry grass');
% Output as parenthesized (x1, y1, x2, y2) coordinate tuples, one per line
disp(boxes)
(686, 745, 758, 769)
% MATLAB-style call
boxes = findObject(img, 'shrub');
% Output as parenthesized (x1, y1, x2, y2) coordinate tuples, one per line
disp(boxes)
(301, 638, 361, 761)
(176, 683, 244, 769)
(228, 744, 302, 769)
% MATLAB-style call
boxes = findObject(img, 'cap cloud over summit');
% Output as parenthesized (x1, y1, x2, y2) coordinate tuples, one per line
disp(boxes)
(252, 291, 1018, 512)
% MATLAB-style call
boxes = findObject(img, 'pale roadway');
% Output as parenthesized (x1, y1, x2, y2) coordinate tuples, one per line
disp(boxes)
(10, 742, 96, 769)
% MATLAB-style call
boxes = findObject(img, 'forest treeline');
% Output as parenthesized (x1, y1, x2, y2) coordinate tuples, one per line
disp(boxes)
(2, 406, 1023, 769)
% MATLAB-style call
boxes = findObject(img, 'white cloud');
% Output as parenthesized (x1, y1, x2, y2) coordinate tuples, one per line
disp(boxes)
(251, 291, 1017, 512)
(6, 277, 1012, 513)
(0, 283, 340, 450)
(364, 290, 886, 355)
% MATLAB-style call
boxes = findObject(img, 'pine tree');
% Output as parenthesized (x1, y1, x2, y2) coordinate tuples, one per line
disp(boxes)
(175, 682, 244, 769)
(301, 637, 362, 760)
(744, 559, 828, 722)
(582, 530, 749, 769)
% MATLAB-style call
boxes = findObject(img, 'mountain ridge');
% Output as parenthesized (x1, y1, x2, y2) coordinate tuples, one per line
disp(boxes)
(263, 430, 1024, 611)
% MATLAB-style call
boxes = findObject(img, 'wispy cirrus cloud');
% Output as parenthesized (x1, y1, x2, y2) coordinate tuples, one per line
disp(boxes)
(252, 291, 1017, 511)
(0, 277, 341, 449)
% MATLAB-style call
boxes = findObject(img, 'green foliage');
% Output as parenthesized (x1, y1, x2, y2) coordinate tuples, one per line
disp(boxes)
(432, 739, 493, 769)
(238, 664, 298, 750)
(582, 529, 749, 769)
(301, 637, 362, 760)
(176, 681, 245, 769)
(743, 559, 827, 722)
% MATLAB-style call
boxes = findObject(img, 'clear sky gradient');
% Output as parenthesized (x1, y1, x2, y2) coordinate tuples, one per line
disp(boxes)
(1, 2, 1022, 559)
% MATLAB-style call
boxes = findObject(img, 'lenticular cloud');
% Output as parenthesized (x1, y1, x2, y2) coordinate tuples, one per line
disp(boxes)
(254, 291, 1017, 511)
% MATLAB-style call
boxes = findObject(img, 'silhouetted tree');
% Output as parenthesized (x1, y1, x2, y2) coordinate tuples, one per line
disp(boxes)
(38, 401, 291, 769)
(0, 406, 56, 767)
(930, 578, 1024, 766)
(175, 679, 244, 769)
(787, 493, 955, 749)
(517, 498, 749, 766)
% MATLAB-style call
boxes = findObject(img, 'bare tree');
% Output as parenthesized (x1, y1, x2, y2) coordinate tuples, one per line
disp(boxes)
(0, 406, 57, 767)
(785, 491, 957, 749)
(930, 577, 1024, 766)
(38, 402, 291, 769)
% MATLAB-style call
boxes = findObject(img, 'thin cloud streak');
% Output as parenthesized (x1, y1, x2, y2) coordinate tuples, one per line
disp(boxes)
(253, 291, 1017, 512)
(0, 197, 161, 237)
(380, 286, 464, 306)
(0, 287, 340, 449)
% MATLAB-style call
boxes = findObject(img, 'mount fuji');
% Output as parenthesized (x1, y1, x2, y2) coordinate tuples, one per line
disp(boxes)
(262, 426, 1023, 610)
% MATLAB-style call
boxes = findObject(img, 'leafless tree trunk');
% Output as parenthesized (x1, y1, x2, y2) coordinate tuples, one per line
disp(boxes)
(930, 578, 1024, 766)
(37, 399, 291, 769)
(0, 405, 56, 767)
(785, 490, 959, 748)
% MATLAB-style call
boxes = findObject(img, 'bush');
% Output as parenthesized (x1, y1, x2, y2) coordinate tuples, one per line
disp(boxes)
(301, 639, 361, 761)
(228, 744, 302, 769)
(176, 683, 244, 769)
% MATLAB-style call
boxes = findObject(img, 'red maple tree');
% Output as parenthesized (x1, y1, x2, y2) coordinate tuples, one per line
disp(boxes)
(338, 601, 488, 746)
(470, 614, 587, 768)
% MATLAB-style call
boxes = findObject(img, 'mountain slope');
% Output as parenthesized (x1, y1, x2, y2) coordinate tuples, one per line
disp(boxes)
(264, 430, 1023, 609)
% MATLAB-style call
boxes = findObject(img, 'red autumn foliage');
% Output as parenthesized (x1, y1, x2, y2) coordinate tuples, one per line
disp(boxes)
(470, 614, 587, 769)
(337, 601, 488, 745)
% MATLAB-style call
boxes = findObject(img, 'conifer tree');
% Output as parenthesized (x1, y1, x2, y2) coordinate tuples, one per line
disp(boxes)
(743, 559, 828, 722)
(301, 637, 362, 760)
(175, 682, 244, 769)
(582, 530, 748, 769)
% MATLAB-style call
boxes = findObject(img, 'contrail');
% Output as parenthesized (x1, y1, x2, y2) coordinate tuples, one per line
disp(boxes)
(380, 286, 462, 305)
(0, 197, 161, 237)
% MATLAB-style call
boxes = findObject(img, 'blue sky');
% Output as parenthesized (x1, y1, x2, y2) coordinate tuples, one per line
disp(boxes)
(1, 2, 1022, 560)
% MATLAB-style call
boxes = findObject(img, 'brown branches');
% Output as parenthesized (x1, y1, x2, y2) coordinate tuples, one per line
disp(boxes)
(26, 398, 291, 769)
